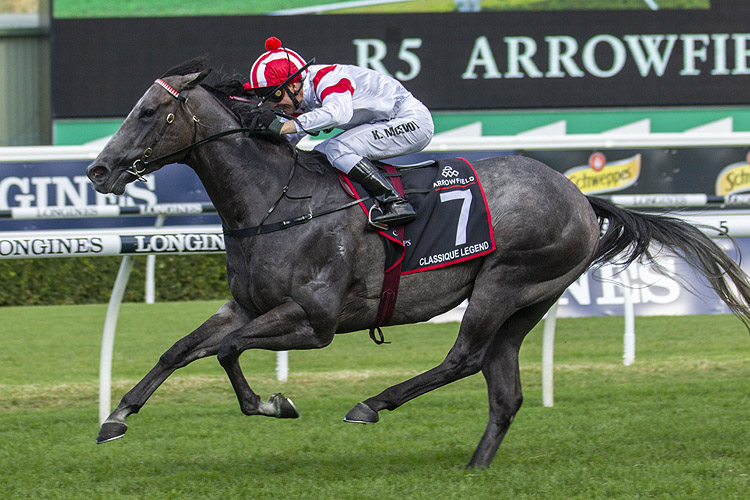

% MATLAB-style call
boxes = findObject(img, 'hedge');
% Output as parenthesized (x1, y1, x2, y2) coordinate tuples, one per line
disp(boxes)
(0, 254, 231, 306)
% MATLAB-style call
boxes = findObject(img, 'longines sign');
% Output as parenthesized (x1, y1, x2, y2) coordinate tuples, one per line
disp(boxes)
(52, 6, 750, 116)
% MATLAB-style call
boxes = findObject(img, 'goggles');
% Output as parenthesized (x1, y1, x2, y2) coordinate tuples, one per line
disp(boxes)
(256, 87, 286, 103)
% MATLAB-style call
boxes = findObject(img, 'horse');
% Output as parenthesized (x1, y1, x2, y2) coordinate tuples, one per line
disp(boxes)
(86, 58, 750, 468)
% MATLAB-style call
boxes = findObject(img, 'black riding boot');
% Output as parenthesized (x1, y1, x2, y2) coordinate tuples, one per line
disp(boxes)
(348, 159, 416, 226)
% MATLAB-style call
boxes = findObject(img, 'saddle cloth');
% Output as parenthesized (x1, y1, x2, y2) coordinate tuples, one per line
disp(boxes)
(341, 157, 496, 275)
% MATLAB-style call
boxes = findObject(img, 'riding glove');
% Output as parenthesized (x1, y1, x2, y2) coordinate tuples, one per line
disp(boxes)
(244, 109, 283, 135)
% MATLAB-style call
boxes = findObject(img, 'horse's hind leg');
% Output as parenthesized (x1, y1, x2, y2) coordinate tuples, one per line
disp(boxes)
(467, 298, 557, 468)
(97, 300, 253, 444)
(344, 287, 513, 424)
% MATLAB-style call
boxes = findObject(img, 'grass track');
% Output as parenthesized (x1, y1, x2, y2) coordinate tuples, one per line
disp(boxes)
(0, 301, 748, 499)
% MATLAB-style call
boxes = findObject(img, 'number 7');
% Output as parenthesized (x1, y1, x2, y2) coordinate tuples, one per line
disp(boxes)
(439, 189, 473, 246)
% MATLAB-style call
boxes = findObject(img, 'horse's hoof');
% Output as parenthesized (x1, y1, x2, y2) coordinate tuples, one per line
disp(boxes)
(260, 393, 299, 419)
(272, 393, 300, 419)
(96, 421, 128, 444)
(343, 402, 379, 424)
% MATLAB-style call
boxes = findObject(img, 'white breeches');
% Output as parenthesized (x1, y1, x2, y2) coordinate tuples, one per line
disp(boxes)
(313, 96, 434, 174)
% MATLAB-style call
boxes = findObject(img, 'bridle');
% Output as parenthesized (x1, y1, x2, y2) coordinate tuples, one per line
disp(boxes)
(127, 78, 203, 182)
(124, 77, 370, 236)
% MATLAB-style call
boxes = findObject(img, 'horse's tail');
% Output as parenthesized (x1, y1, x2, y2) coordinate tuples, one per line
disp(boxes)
(587, 195, 750, 331)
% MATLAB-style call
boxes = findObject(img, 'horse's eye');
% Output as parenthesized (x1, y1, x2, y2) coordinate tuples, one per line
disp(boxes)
(140, 108, 156, 119)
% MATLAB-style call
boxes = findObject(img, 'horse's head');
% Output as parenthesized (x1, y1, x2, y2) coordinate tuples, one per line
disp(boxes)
(86, 69, 211, 195)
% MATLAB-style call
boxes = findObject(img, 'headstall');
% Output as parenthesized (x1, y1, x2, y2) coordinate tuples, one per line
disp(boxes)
(126, 78, 200, 182)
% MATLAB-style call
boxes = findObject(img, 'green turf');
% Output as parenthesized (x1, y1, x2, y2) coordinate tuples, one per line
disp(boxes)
(0, 301, 748, 499)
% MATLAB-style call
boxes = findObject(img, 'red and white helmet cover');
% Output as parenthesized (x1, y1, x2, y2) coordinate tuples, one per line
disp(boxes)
(248, 37, 307, 90)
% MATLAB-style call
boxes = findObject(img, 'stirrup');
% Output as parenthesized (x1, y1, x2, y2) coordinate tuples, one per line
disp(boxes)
(367, 204, 388, 230)
(371, 201, 417, 227)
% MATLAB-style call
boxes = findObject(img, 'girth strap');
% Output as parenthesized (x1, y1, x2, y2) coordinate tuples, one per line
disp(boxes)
(368, 164, 406, 344)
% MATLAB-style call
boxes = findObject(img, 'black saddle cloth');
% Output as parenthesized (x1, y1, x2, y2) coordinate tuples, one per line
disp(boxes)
(342, 157, 496, 274)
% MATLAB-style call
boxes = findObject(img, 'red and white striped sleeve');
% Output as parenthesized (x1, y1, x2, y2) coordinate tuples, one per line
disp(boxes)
(296, 65, 355, 133)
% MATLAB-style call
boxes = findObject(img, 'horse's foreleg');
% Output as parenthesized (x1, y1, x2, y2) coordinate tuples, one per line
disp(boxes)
(217, 299, 335, 418)
(97, 300, 252, 444)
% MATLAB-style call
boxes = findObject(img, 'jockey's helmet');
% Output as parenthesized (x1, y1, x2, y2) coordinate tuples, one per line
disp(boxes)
(247, 37, 307, 99)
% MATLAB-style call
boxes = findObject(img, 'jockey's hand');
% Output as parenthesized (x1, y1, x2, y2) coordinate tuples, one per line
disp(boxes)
(244, 109, 283, 135)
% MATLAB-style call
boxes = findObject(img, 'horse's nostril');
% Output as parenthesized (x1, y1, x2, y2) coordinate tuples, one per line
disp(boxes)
(91, 166, 108, 179)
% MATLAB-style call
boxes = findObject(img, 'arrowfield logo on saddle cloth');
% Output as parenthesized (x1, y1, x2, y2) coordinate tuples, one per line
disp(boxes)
(341, 157, 496, 275)
(441, 165, 460, 178)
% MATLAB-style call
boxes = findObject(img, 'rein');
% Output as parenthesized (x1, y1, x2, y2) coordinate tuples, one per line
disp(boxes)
(131, 78, 369, 236)
(132, 126, 255, 173)
(223, 148, 370, 237)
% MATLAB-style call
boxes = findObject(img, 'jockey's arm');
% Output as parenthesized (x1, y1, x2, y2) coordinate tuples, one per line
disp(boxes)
(292, 77, 354, 135)
(283, 95, 351, 135)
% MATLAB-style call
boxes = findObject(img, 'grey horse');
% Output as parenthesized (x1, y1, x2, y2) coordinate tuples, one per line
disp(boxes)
(86, 60, 750, 468)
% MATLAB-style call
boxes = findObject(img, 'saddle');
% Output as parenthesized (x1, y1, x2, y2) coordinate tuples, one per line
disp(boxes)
(340, 157, 496, 342)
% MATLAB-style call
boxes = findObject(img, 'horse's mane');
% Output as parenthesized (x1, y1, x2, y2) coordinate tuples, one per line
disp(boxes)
(160, 56, 212, 78)
(161, 56, 330, 175)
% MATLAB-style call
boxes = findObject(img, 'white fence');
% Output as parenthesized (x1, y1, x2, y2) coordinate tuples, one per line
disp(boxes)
(2, 197, 744, 419)
(0, 204, 226, 423)
(540, 204, 750, 407)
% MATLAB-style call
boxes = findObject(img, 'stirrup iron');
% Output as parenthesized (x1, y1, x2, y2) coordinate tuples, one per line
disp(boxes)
(368, 204, 388, 230)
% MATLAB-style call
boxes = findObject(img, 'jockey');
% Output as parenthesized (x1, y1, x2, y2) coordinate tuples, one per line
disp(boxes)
(245, 37, 434, 227)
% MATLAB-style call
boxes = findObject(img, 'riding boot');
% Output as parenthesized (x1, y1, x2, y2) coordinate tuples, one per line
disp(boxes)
(347, 159, 416, 226)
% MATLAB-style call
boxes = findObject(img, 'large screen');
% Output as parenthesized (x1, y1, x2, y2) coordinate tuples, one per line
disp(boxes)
(52, 1, 711, 18)
(51, 0, 747, 117)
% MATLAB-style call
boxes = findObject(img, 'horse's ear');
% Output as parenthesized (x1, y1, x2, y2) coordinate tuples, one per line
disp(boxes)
(185, 69, 212, 89)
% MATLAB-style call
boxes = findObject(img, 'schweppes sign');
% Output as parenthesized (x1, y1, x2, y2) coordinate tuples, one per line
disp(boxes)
(715, 158, 750, 196)
(564, 153, 641, 195)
